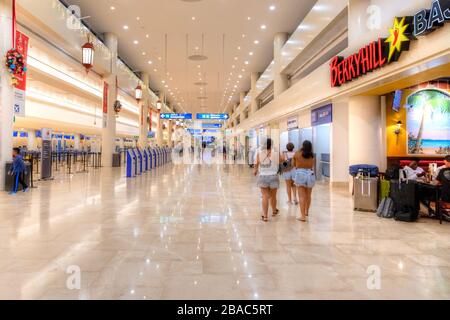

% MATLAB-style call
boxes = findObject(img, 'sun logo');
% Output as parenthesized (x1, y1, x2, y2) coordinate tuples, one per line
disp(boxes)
(385, 17, 412, 63)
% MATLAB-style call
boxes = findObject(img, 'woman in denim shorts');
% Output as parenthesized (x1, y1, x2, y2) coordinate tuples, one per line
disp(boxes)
(293, 140, 316, 222)
(281, 143, 298, 205)
(254, 138, 282, 222)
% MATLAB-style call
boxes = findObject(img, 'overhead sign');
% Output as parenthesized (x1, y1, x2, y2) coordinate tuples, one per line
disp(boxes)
(13, 31, 29, 117)
(202, 123, 223, 129)
(196, 113, 230, 120)
(311, 104, 333, 126)
(160, 113, 193, 120)
(330, 0, 450, 87)
(287, 117, 299, 131)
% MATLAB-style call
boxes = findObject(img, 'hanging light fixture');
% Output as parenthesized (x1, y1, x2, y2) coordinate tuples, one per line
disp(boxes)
(135, 84, 143, 102)
(82, 41, 95, 73)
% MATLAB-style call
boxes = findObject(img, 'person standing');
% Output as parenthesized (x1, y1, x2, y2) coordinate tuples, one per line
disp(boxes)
(282, 143, 298, 205)
(9, 148, 29, 194)
(293, 141, 315, 222)
(254, 138, 282, 222)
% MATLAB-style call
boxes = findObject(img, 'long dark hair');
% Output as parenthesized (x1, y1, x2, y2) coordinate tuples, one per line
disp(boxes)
(301, 140, 313, 159)
(264, 138, 273, 151)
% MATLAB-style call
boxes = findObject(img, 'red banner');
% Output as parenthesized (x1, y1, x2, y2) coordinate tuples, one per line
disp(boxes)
(103, 82, 109, 114)
(15, 31, 29, 91)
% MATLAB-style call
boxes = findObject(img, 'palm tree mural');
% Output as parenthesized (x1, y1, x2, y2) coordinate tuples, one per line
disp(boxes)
(406, 89, 450, 154)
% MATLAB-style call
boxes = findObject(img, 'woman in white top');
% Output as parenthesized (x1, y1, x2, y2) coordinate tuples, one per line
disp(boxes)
(281, 143, 298, 205)
(254, 138, 282, 222)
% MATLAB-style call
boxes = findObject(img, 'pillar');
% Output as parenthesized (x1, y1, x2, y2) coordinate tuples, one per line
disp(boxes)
(156, 92, 165, 146)
(250, 72, 260, 114)
(139, 72, 150, 149)
(168, 121, 173, 148)
(27, 131, 37, 151)
(74, 134, 80, 150)
(274, 32, 289, 99)
(0, 0, 14, 190)
(331, 98, 350, 186)
(348, 96, 382, 168)
(101, 33, 118, 167)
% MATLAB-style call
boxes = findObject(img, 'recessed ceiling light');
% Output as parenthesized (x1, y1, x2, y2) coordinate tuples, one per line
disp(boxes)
(123, 25, 129, 30)
(249, 52, 254, 56)
(192, 16, 196, 21)
(247, 17, 251, 20)
(260, 25, 267, 30)
(110, 6, 115, 10)
(254, 40, 259, 44)
(269, 5, 276, 11)
(133, 40, 139, 45)
(148, 60, 153, 64)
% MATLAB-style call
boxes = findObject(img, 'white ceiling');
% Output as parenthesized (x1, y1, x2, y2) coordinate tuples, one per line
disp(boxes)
(63, 0, 317, 114)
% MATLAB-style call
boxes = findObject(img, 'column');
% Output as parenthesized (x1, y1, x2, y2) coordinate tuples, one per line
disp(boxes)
(348, 96, 382, 168)
(27, 131, 37, 151)
(274, 32, 289, 99)
(74, 134, 80, 150)
(139, 72, 150, 149)
(331, 98, 350, 186)
(0, 0, 14, 190)
(101, 33, 118, 167)
(156, 92, 164, 146)
(168, 121, 173, 148)
(250, 72, 260, 114)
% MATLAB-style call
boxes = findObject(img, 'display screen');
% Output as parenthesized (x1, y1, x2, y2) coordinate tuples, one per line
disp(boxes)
(393, 90, 403, 112)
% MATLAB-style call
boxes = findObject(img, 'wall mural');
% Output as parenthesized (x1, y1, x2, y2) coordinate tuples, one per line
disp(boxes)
(406, 86, 450, 155)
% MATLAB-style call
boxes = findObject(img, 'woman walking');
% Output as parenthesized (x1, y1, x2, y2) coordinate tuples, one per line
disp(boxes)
(282, 143, 298, 205)
(254, 138, 282, 222)
(293, 141, 315, 222)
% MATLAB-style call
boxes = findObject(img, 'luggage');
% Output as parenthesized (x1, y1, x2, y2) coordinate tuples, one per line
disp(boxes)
(391, 181, 419, 222)
(349, 164, 379, 177)
(377, 197, 395, 218)
(380, 179, 391, 200)
(385, 164, 401, 180)
(354, 175, 379, 212)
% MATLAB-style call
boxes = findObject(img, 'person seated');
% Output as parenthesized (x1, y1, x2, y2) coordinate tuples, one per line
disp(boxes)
(434, 155, 450, 180)
(436, 156, 450, 207)
(403, 161, 426, 181)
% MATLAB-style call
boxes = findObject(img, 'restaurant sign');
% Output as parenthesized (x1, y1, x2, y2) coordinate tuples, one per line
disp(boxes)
(330, 0, 450, 87)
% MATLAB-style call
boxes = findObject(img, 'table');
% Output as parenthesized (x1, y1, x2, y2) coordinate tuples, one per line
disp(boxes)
(416, 180, 443, 224)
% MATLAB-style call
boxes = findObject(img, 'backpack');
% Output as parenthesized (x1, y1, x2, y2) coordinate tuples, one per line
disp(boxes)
(377, 197, 395, 219)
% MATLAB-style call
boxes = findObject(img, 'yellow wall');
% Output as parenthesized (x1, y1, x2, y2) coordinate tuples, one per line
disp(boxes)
(386, 93, 407, 157)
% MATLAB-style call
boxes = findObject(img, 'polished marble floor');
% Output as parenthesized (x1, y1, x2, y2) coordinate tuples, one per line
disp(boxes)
(0, 163, 449, 300)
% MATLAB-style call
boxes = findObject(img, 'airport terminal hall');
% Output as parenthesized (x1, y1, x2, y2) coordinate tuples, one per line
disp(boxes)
(0, 0, 450, 303)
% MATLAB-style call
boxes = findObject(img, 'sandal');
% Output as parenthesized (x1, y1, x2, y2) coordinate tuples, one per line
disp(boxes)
(261, 216, 269, 222)
(297, 217, 307, 222)
(272, 209, 279, 217)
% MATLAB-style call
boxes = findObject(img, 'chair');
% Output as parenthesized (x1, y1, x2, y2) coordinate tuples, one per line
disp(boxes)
(438, 201, 450, 223)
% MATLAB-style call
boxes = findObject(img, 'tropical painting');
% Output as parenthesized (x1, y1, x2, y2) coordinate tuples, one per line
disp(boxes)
(407, 89, 450, 155)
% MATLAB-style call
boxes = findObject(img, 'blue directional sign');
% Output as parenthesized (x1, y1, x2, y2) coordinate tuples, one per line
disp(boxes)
(202, 123, 223, 129)
(196, 113, 230, 120)
(160, 113, 193, 120)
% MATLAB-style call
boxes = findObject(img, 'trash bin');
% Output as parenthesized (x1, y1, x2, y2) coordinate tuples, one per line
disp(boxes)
(5, 162, 32, 192)
(112, 153, 121, 167)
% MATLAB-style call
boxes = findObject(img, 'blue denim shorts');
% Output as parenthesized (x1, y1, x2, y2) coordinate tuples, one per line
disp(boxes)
(257, 175, 280, 189)
(282, 170, 295, 181)
(294, 169, 316, 188)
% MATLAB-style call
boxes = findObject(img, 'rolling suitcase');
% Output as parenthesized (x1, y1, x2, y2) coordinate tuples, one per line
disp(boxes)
(354, 175, 379, 212)
(390, 181, 419, 222)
